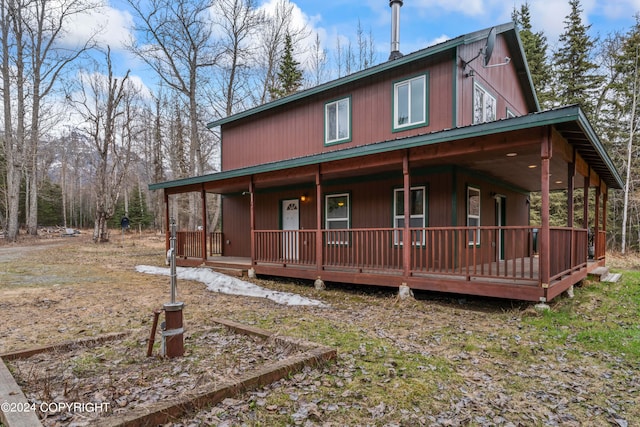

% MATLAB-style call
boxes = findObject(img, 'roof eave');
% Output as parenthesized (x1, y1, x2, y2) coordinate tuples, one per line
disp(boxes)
(154, 106, 622, 191)
(207, 23, 524, 128)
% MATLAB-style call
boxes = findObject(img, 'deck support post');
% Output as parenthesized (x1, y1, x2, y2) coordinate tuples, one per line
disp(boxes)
(583, 172, 589, 230)
(595, 179, 601, 259)
(315, 167, 323, 275)
(540, 127, 552, 297)
(568, 157, 575, 270)
(164, 190, 170, 254)
(249, 177, 256, 266)
(567, 154, 575, 228)
(402, 151, 411, 279)
(201, 186, 207, 263)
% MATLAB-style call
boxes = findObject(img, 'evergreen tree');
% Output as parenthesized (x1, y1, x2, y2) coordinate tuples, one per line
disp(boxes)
(512, 2, 552, 108)
(552, 0, 603, 118)
(269, 33, 303, 100)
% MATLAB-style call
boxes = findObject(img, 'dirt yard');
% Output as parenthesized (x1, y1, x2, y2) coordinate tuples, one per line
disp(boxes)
(1, 232, 638, 426)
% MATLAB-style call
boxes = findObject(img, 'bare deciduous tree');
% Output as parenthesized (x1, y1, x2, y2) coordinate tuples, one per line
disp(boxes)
(67, 48, 137, 242)
(126, 0, 220, 228)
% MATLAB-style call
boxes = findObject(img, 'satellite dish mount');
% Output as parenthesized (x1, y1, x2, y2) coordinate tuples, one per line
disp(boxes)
(461, 27, 511, 75)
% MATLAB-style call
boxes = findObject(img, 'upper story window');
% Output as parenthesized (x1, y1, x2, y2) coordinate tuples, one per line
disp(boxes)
(393, 74, 428, 131)
(325, 97, 351, 145)
(473, 82, 496, 124)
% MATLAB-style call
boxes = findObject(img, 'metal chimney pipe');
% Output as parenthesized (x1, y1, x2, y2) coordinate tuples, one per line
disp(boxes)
(389, 0, 403, 60)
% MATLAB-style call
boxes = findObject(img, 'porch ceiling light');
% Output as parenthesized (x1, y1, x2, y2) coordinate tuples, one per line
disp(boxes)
(528, 164, 537, 169)
(555, 180, 563, 184)
(506, 152, 517, 157)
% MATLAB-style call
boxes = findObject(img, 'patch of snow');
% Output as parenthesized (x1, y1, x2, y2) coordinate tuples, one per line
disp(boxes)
(135, 265, 326, 307)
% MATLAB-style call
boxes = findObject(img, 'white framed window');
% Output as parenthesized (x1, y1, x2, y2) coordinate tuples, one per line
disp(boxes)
(325, 193, 350, 244)
(467, 186, 481, 245)
(473, 82, 496, 124)
(325, 97, 351, 145)
(393, 186, 427, 245)
(393, 74, 427, 131)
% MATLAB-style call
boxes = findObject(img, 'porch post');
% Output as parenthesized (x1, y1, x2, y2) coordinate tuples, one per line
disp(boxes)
(595, 179, 601, 259)
(603, 187, 608, 234)
(249, 177, 256, 265)
(567, 157, 575, 271)
(403, 151, 411, 278)
(164, 190, 170, 253)
(316, 167, 323, 273)
(201, 186, 207, 263)
(567, 153, 575, 228)
(540, 128, 551, 295)
(583, 172, 589, 230)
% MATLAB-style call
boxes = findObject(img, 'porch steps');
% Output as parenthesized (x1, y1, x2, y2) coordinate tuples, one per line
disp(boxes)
(588, 266, 622, 283)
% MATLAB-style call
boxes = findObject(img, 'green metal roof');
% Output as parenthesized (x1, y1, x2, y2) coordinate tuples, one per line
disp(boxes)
(151, 105, 623, 192)
(207, 22, 539, 129)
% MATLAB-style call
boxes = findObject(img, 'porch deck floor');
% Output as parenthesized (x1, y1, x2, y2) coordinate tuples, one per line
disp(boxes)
(196, 256, 599, 287)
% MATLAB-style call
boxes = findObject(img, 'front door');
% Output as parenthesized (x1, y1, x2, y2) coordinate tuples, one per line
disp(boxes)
(282, 199, 300, 261)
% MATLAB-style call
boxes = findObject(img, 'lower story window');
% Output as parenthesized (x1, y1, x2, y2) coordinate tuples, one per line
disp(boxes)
(467, 186, 481, 245)
(326, 193, 350, 244)
(394, 186, 427, 245)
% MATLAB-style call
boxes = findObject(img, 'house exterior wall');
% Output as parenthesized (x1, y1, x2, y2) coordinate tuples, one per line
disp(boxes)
(220, 168, 529, 259)
(221, 195, 250, 257)
(221, 51, 455, 171)
(456, 34, 531, 126)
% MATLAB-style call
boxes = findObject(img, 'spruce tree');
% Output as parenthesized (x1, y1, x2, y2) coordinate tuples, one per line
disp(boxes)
(269, 33, 303, 100)
(512, 2, 552, 108)
(552, 0, 603, 118)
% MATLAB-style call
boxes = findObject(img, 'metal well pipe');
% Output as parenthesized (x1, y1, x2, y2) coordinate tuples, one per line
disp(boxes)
(170, 217, 177, 304)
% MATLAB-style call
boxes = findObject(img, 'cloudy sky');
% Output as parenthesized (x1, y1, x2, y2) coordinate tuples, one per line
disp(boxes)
(67, 0, 639, 93)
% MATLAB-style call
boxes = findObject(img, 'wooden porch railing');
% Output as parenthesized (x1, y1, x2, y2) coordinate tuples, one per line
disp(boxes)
(176, 231, 202, 258)
(195, 226, 591, 285)
(254, 230, 316, 265)
(549, 227, 588, 281)
(209, 231, 223, 256)
(323, 229, 402, 271)
(411, 226, 536, 280)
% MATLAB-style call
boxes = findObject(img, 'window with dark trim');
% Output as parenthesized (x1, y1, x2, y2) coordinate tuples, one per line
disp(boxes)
(473, 82, 496, 124)
(467, 186, 481, 245)
(393, 186, 427, 245)
(325, 97, 351, 145)
(325, 193, 350, 244)
(393, 74, 427, 131)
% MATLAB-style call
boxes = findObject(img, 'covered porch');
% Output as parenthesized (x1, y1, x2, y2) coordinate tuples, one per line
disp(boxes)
(152, 108, 621, 302)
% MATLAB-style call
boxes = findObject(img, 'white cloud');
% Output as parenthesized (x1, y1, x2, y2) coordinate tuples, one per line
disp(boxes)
(57, 1, 133, 51)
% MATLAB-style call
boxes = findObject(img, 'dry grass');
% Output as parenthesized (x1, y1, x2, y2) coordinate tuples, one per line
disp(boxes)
(1, 232, 638, 426)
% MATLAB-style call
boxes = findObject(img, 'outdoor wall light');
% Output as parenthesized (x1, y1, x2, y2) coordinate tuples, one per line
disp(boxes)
(300, 194, 309, 202)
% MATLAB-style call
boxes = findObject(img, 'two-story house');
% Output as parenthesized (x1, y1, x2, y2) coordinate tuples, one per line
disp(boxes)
(150, 20, 622, 303)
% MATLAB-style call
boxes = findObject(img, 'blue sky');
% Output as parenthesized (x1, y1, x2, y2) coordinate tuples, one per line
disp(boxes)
(292, 0, 639, 58)
(64, 0, 640, 97)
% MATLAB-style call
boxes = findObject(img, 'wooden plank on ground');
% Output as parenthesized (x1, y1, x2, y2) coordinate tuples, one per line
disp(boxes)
(0, 358, 43, 427)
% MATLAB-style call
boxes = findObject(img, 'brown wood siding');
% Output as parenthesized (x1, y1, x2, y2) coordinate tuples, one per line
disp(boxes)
(455, 170, 530, 263)
(254, 191, 317, 230)
(221, 195, 250, 257)
(456, 34, 531, 126)
(221, 53, 454, 171)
